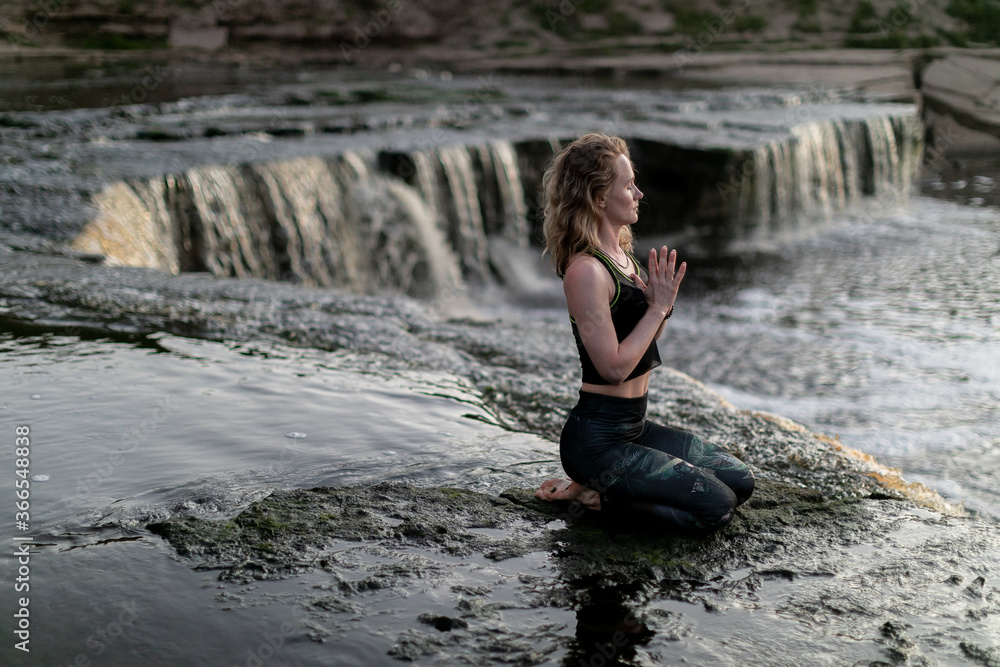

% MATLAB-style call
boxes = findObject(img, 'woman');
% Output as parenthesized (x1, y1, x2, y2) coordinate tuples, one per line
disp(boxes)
(534, 133, 754, 533)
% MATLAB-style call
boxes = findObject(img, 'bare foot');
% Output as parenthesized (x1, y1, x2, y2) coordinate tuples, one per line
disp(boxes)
(534, 478, 601, 511)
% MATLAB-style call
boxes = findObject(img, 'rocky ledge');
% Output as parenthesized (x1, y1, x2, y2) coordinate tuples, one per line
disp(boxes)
(145, 481, 1000, 665)
(2, 232, 999, 664)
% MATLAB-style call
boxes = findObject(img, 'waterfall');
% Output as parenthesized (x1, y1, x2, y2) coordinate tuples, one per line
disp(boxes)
(72, 116, 921, 293)
(184, 165, 277, 280)
(833, 118, 862, 207)
(374, 179, 464, 301)
(474, 141, 530, 246)
(72, 141, 534, 301)
(251, 157, 364, 290)
(436, 145, 491, 283)
(732, 113, 922, 236)
(75, 180, 181, 273)
(382, 140, 539, 283)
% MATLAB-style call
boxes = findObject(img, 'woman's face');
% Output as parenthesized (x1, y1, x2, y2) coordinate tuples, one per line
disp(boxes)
(599, 153, 643, 227)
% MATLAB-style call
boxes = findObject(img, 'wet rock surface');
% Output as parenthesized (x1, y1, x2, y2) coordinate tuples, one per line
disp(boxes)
(3, 234, 998, 663)
(148, 484, 554, 582)
(146, 481, 1000, 665)
(0, 234, 953, 504)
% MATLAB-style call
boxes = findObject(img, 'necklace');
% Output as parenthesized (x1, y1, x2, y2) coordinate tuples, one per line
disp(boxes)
(600, 247, 631, 271)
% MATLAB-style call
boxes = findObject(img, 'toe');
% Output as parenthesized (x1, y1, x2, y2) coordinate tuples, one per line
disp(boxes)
(535, 478, 570, 502)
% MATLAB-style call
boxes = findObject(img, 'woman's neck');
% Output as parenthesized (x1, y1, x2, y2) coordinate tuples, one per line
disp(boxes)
(596, 224, 624, 257)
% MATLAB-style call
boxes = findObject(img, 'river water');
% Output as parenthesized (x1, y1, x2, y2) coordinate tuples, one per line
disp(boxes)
(1, 66, 999, 665)
(656, 189, 1000, 520)
(2, 188, 997, 665)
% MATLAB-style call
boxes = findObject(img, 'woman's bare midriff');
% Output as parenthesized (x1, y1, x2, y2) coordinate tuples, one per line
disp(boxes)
(581, 372, 650, 399)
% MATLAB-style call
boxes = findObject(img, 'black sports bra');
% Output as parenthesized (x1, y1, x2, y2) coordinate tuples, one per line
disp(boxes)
(570, 248, 661, 385)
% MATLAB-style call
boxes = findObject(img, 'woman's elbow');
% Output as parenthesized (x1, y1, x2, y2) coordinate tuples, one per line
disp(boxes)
(597, 365, 630, 386)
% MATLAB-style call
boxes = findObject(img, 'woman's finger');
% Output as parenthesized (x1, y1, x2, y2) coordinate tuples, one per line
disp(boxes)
(666, 248, 676, 276)
(674, 261, 687, 286)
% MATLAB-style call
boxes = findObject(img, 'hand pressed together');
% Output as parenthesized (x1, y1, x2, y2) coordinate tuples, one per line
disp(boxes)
(630, 246, 686, 319)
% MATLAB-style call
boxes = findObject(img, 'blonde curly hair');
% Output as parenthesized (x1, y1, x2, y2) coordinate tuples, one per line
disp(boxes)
(542, 133, 635, 278)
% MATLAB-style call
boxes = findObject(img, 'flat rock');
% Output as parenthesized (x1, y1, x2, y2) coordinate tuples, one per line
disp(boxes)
(922, 53, 1000, 140)
(146, 480, 1000, 665)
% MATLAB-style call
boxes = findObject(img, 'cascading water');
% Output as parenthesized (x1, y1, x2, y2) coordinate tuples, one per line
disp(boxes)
(251, 156, 362, 290)
(72, 141, 540, 299)
(82, 179, 182, 273)
(432, 145, 492, 284)
(473, 141, 531, 245)
(72, 109, 922, 299)
(184, 164, 276, 280)
(730, 114, 922, 239)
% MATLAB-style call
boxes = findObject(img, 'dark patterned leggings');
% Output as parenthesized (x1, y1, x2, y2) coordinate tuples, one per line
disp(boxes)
(560, 390, 755, 533)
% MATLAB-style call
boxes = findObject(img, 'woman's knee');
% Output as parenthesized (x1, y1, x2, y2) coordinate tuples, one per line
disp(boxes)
(713, 460, 755, 506)
(728, 469, 755, 506)
(707, 507, 735, 531)
(702, 470, 756, 529)
(692, 483, 738, 531)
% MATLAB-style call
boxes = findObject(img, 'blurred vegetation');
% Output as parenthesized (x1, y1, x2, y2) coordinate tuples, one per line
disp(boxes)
(790, 0, 821, 33)
(787, 0, 819, 12)
(848, 1, 879, 33)
(670, 3, 767, 36)
(947, 0, 1000, 44)
(843, 32, 941, 47)
(528, 0, 641, 39)
(607, 10, 642, 35)
(520, 0, 996, 47)
(4, 0, 998, 53)
(843, 0, 944, 48)
(670, 7, 720, 34)
(793, 16, 823, 33)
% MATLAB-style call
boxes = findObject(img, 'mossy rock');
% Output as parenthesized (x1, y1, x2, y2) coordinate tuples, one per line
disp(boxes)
(149, 479, 871, 587)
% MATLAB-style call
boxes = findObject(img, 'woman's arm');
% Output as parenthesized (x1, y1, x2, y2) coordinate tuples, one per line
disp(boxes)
(566, 247, 684, 385)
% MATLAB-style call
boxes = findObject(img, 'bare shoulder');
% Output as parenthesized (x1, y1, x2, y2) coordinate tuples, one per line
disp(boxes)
(563, 253, 613, 303)
(564, 253, 606, 283)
